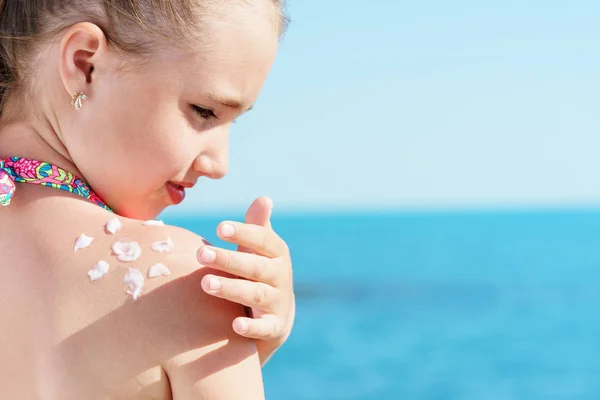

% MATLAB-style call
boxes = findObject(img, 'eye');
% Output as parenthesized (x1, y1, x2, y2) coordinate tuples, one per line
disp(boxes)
(192, 105, 217, 120)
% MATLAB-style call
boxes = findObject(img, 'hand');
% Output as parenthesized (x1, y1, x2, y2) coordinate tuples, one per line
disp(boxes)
(198, 197, 295, 365)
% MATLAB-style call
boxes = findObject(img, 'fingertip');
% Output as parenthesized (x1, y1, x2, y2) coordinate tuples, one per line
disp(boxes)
(201, 274, 222, 294)
(233, 317, 250, 335)
(218, 221, 236, 239)
(267, 199, 274, 212)
(198, 245, 216, 264)
(200, 275, 211, 293)
(260, 196, 273, 211)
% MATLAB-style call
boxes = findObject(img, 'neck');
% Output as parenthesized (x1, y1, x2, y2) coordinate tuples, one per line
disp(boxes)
(0, 108, 84, 180)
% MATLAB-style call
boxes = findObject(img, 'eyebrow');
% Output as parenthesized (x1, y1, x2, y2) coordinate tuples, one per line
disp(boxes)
(206, 92, 254, 113)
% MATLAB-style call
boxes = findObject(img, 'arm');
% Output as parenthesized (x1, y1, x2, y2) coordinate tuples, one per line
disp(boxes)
(141, 226, 265, 400)
(256, 328, 291, 366)
(162, 284, 265, 400)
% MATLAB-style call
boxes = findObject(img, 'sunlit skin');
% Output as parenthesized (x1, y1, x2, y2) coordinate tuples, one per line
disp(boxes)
(0, 2, 294, 397)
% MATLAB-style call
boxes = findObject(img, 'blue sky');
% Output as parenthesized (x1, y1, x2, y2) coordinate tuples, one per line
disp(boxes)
(164, 0, 600, 216)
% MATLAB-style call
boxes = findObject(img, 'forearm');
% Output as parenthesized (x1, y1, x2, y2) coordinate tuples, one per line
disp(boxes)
(257, 335, 287, 366)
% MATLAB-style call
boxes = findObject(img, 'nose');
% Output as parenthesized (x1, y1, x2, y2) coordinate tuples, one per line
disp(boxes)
(193, 128, 230, 179)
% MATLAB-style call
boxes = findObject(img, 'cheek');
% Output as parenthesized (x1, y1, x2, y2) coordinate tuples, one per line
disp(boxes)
(69, 90, 194, 198)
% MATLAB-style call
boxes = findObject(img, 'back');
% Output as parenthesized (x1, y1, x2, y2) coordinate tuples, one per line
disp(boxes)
(0, 185, 264, 399)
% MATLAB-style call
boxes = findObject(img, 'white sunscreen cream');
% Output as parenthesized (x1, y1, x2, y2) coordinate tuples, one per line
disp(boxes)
(105, 217, 123, 235)
(88, 261, 110, 281)
(148, 263, 171, 278)
(142, 220, 164, 226)
(111, 239, 142, 262)
(124, 268, 145, 300)
(150, 237, 174, 254)
(74, 234, 94, 252)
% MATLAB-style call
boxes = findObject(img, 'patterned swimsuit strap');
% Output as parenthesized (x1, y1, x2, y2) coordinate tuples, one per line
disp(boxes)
(0, 156, 112, 212)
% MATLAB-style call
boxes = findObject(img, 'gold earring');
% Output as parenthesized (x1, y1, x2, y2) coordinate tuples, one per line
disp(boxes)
(71, 91, 87, 111)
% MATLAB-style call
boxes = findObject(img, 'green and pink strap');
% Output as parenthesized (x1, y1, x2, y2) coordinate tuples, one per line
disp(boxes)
(0, 156, 112, 212)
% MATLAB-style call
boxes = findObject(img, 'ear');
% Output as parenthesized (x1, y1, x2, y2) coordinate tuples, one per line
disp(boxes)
(58, 22, 109, 100)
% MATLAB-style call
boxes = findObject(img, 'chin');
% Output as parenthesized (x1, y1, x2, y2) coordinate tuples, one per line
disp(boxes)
(112, 201, 164, 221)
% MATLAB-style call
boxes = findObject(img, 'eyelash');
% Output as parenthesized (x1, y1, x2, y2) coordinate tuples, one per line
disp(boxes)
(192, 105, 217, 120)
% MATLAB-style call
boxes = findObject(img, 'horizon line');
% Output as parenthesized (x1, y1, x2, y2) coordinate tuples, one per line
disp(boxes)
(161, 202, 600, 219)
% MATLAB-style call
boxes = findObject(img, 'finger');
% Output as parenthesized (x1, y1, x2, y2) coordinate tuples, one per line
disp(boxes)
(217, 221, 287, 258)
(245, 196, 273, 228)
(232, 314, 282, 340)
(239, 196, 273, 254)
(197, 245, 278, 285)
(201, 274, 279, 310)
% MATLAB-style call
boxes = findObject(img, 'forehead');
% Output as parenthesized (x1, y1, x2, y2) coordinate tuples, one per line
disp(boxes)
(157, 7, 280, 108)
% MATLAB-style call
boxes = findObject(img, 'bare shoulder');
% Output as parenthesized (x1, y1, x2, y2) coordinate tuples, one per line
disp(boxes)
(98, 215, 265, 399)
(13, 198, 264, 399)
(118, 217, 265, 399)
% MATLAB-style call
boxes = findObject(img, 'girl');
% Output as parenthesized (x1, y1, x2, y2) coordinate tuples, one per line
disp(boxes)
(0, 0, 294, 398)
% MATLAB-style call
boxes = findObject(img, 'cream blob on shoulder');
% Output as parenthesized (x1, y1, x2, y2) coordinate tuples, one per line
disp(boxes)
(105, 217, 123, 235)
(74, 234, 94, 252)
(88, 260, 110, 281)
(124, 268, 145, 301)
(148, 263, 171, 278)
(142, 220, 164, 226)
(150, 237, 175, 253)
(111, 239, 142, 262)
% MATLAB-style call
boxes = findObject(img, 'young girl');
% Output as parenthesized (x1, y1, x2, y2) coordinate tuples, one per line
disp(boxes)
(0, 0, 295, 398)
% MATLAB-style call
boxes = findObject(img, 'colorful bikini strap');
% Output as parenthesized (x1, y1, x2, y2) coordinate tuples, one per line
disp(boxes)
(0, 157, 112, 212)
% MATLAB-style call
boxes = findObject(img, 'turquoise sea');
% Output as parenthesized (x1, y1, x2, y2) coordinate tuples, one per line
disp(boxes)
(165, 210, 600, 400)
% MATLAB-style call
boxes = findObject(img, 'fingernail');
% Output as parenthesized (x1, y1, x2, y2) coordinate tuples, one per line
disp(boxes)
(209, 277, 221, 291)
(220, 223, 235, 238)
(200, 247, 216, 263)
(234, 319, 249, 334)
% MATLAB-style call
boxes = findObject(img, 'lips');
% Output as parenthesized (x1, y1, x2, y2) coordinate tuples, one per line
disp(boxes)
(166, 181, 186, 205)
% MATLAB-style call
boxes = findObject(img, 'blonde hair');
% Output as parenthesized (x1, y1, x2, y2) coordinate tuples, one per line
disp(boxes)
(0, 0, 287, 114)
